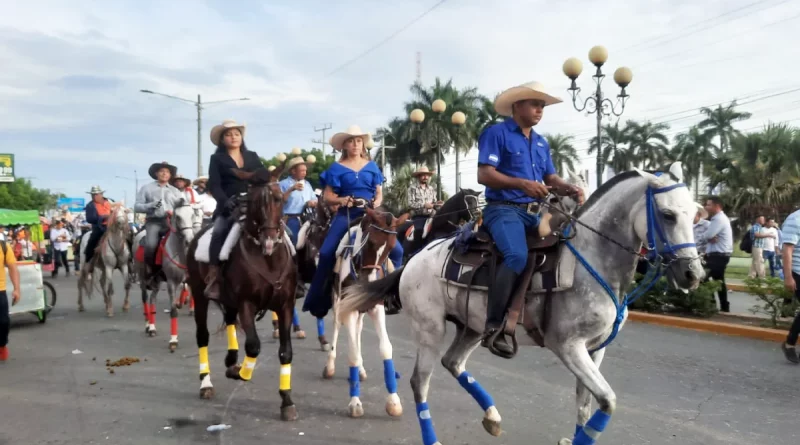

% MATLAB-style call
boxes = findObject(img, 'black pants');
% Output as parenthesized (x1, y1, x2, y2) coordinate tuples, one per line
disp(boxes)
(705, 253, 730, 312)
(209, 212, 234, 266)
(0, 290, 9, 347)
(84, 227, 104, 264)
(143, 220, 168, 268)
(53, 250, 69, 275)
(787, 272, 800, 345)
(412, 215, 428, 238)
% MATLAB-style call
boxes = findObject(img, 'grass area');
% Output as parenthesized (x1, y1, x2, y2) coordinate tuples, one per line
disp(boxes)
(727, 265, 749, 280)
(732, 243, 750, 258)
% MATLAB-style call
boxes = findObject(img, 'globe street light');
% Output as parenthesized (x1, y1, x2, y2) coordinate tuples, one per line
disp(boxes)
(451, 111, 466, 191)
(563, 45, 632, 188)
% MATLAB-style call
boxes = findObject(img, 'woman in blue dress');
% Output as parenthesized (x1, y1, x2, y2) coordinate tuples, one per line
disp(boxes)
(302, 125, 403, 318)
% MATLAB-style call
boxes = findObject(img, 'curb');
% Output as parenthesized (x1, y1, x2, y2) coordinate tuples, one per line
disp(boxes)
(628, 311, 786, 342)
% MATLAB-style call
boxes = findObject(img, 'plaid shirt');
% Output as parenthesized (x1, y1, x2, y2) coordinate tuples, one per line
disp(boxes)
(752, 223, 767, 249)
(407, 182, 437, 214)
(781, 210, 800, 275)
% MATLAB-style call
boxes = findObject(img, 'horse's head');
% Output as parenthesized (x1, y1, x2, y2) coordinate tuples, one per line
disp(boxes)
(171, 197, 199, 248)
(633, 162, 704, 290)
(548, 168, 589, 215)
(109, 203, 128, 230)
(232, 159, 288, 256)
(456, 188, 482, 223)
(361, 207, 410, 280)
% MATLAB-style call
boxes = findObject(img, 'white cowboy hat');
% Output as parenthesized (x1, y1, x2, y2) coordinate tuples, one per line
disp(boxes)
(695, 203, 708, 220)
(87, 185, 105, 195)
(494, 81, 563, 117)
(210, 119, 247, 147)
(329, 125, 373, 151)
(148, 161, 177, 180)
(193, 176, 209, 185)
(170, 174, 192, 187)
(411, 166, 433, 177)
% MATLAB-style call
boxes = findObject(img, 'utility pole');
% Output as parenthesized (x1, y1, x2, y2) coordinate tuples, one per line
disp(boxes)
(314, 124, 333, 157)
(196, 95, 202, 177)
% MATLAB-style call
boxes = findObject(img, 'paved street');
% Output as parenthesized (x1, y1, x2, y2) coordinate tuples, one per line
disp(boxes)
(1, 274, 798, 445)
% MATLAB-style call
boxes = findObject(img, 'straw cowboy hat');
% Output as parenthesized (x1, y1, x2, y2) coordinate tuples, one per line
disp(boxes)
(329, 125, 373, 151)
(148, 161, 178, 180)
(412, 166, 433, 177)
(494, 81, 563, 117)
(87, 185, 105, 195)
(210, 119, 247, 146)
(286, 154, 318, 171)
(695, 203, 709, 220)
(193, 176, 209, 186)
(171, 174, 192, 187)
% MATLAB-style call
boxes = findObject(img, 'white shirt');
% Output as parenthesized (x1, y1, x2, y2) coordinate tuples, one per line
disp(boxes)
(762, 227, 778, 252)
(195, 191, 216, 217)
(705, 211, 733, 254)
(50, 227, 72, 251)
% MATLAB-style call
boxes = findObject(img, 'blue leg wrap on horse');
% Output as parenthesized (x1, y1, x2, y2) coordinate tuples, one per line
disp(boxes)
(416, 402, 438, 445)
(575, 424, 582, 438)
(292, 308, 300, 327)
(456, 371, 494, 411)
(349, 366, 360, 397)
(383, 359, 398, 393)
(573, 409, 611, 445)
(317, 317, 325, 336)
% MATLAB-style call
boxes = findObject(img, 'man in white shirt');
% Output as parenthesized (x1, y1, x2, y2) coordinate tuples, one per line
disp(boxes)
(49, 219, 72, 277)
(703, 197, 734, 312)
(762, 221, 779, 277)
(193, 176, 216, 227)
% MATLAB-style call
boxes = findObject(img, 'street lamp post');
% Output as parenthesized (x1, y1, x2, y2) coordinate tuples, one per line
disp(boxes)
(139, 90, 250, 177)
(451, 111, 466, 191)
(562, 46, 633, 189)
(409, 99, 447, 202)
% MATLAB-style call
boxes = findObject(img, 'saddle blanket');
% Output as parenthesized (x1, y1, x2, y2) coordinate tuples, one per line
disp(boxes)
(194, 222, 295, 264)
(134, 238, 165, 265)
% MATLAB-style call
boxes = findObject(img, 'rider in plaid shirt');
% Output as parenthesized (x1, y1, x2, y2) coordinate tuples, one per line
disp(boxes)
(407, 166, 440, 238)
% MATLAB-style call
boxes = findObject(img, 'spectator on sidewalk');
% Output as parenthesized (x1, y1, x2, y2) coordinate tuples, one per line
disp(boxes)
(749, 216, 775, 279)
(49, 220, 72, 278)
(770, 218, 783, 274)
(693, 203, 710, 254)
(0, 237, 21, 361)
(778, 209, 800, 364)
(703, 196, 733, 312)
(762, 219, 780, 278)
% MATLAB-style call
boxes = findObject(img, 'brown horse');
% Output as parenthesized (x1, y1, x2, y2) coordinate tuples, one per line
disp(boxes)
(185, 163, 299, 421)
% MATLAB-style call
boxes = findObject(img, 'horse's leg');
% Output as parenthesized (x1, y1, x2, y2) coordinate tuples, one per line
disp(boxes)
(555, 343, 616, 445)
(223, 307, 239, 368)
(317, 317, 329, 351)
(271, 311, 280, 339)
(277, 305, 298, 421)
(121, 261, 131, 312)
(440, 325, 501, 436)
(574, 348, 607, 442)
(77, 269, 85, 312)
(367, 304, 402, 417)
(292, 308, 306, 339)
(167, 280, 178, 352)
(188, 290, 195, 315)
(322, 299, 341, 378)
(147, 285, 159, 337)
(343, 309, 365, 417)
(140, 277, 150, 333)
(410, 314, 446, 445)
(356, 311, 367, 381)
(194, 292, 214, 399)
(104, 263, 114, 317)
(226, 300, 259, 382)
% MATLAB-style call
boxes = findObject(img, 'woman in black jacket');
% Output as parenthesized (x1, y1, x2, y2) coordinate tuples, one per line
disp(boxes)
(205, 119, 263, 301)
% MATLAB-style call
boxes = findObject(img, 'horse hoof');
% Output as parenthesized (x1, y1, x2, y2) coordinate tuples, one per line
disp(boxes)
(78, 305, 85, 312)
(295, 330, 306, 339)
(225, 366, 244, 381)
(280, 405, 298, 421)
(359, 368, 367, 381)
(322, 365, 335, 379)
(169, 342, 178, 353)
(348, 402, 364, 418)
(122, 304, 130, 312)
(482, 417, 502, 437)
(385, 394, 403, 417)
(188, 310, 194, 316)
(106, 311, 114, 318)
(558, 439, 573, 445)
(320, 342, 331, 352)
(272, 329, 279, 339)
(224, 351, 238, 368)
(199, 387, 215, 399)
(148, 329, 157, 337)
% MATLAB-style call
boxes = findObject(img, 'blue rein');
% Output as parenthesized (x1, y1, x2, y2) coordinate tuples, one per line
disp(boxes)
(563, 179, 696, 353)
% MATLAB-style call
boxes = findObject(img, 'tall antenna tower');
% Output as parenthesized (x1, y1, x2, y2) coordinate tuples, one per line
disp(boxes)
(416, 51, 421, 84)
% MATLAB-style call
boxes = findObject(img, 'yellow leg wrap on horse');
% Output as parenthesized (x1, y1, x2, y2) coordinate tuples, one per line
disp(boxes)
(239, 356, 257, 381)
(279, 364, 292, 391)
(226, 325, 238, 351)
(271, 311, 279, 321)
(199, 347, 210, 375)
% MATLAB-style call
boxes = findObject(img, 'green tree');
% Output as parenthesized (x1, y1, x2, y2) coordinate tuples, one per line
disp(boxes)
(670, 125, 716, 199)
(588, 121, 635, 181)
(0, 179, 62, 211)
(260, 148, 336, 190)
(698, 100, 752, 153)
(625, 120, 671, 169)
(544, 133, 579, 176)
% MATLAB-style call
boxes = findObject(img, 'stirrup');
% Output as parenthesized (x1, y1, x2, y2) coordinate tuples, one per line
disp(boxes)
(482, 328, 519, 360)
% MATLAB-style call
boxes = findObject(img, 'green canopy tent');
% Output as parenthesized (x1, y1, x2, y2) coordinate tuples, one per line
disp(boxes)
(0, 209, 45, 243)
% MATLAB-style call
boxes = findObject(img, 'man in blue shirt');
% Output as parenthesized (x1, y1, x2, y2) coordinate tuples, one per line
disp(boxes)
(780, 210, 800, 364)
(477, 81, 585, 356)
(280, 156, 318, 245)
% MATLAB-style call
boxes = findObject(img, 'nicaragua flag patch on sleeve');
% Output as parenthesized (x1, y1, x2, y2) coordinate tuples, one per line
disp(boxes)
(488, 154, 499, 163)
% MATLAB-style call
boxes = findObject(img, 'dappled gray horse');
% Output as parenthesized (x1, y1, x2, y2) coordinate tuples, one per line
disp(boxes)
(340, 162, 703, 445)
(133, 198, 202, 351)
(77, 204, 131, 316)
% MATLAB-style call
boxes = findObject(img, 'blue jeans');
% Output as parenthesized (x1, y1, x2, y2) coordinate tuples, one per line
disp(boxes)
(482, 204, 540, 274)
(303, 208, 404, 317)
(286, 216, 302, 246)
(763, 250, 776, 277)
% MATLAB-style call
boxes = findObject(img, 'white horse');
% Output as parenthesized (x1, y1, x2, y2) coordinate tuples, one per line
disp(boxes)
(77, 204, 131, 316)
(339, 163, 703, 445)
(132, 198, 202, 351)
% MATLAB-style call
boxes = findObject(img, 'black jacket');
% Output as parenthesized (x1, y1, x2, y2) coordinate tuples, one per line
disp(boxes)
(208, 149, 263, 217)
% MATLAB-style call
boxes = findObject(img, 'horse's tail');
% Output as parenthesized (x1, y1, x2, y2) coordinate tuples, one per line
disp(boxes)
(339, 266, 404, 314)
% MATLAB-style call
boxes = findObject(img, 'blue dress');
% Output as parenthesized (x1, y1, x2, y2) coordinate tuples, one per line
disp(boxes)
(302, 161, 404, 317)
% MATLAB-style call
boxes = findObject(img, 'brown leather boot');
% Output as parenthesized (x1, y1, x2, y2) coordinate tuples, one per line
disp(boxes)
(204, 265, 221, 301)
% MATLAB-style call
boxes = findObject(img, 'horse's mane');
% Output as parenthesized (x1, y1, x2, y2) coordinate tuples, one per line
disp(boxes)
(574, 171, 641, 218)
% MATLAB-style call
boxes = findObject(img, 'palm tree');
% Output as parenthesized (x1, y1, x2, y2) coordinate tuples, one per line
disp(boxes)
(671, 125, 716, 199)
(588, 121, 631, 184)
(544, 133, 579, 176)
(473, 96, 504, 138)
(625, 120, 671, 169)
(698, 100, 752, 153)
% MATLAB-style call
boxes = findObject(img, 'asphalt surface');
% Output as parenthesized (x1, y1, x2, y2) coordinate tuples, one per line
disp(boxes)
(1, 274, 798, 445)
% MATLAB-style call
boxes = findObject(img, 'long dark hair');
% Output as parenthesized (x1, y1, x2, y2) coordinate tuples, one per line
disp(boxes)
(214, 128, 249, 154)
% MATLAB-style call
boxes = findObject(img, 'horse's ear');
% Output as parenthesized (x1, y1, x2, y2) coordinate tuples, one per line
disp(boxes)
(633, 167, 664, 187)
(395, 212, 411, 226)
(271, 153, 289, 179)
(668, 162, 684, 183)
(232, 169, 256, 180)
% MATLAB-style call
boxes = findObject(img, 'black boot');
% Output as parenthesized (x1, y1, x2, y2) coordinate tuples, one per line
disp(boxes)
(481, 264, 519, 358)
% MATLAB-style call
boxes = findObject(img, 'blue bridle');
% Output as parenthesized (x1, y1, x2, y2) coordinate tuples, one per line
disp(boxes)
(562, 177, 697, 353)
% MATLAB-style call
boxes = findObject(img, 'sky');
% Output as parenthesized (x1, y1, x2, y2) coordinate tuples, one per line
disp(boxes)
(2, 0, 799, 205)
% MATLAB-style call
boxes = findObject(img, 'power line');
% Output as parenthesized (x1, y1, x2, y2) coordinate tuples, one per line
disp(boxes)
(325, 0, 447, 77)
